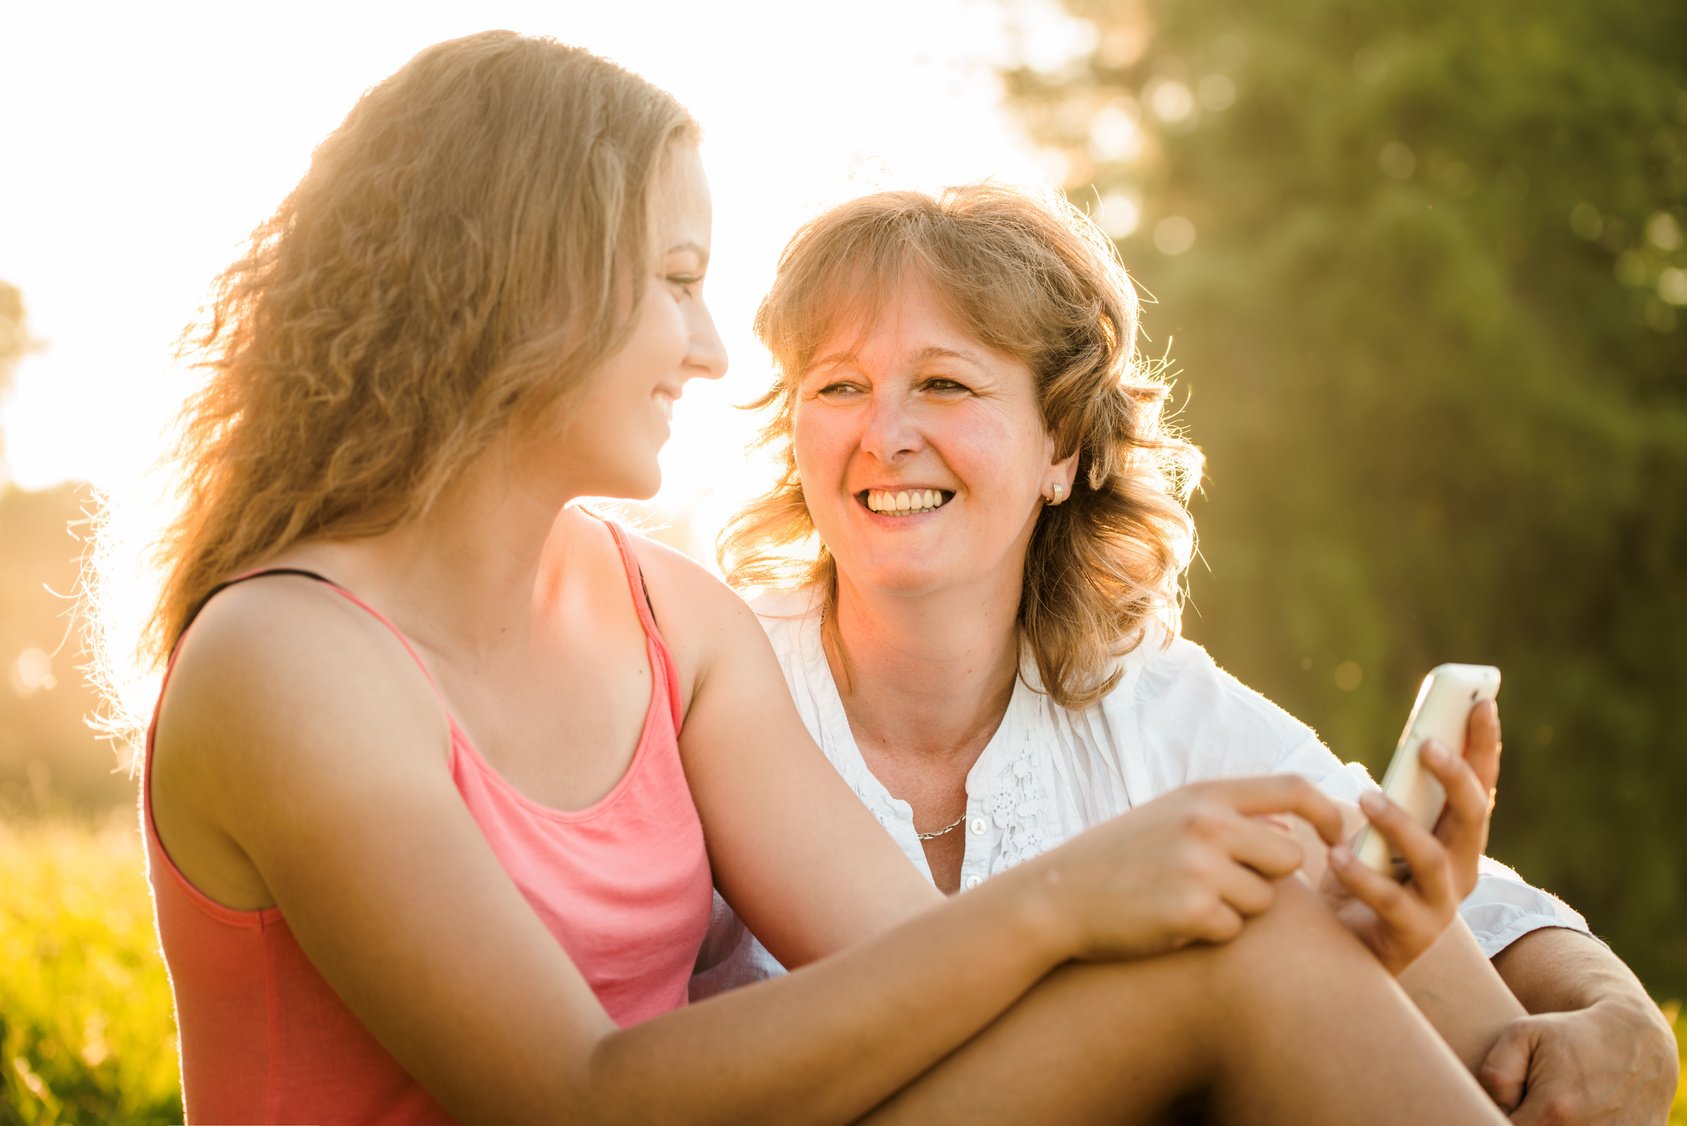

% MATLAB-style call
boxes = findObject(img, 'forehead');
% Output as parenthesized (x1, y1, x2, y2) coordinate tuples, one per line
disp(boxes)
(652, 145, 711, 245)
(811, 274, 994, 363)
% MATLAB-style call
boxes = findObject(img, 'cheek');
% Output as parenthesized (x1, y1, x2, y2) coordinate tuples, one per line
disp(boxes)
(792, 409, 841, 483)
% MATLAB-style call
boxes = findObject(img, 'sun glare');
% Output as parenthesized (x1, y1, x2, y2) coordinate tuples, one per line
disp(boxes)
(0, 1, 1090, 714)
(1, 1, 1079, 539)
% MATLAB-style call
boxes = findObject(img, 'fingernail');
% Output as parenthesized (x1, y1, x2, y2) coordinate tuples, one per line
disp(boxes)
(1360, 791, 1387, 815)
(1420, 740, 1448, 766)
(1331, 844, 1353, 867)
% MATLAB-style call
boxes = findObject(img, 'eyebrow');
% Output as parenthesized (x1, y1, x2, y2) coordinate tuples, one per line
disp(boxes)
(808, 344, 988, 375)
(664, 240, 710, 268)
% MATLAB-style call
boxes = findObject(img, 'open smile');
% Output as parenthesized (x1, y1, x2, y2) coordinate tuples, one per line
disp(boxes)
(859, 488, 953, 516)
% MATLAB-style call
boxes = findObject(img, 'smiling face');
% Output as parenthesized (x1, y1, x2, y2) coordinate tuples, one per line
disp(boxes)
(793, 280, 1074, 603)
(533, 144, 727, 501)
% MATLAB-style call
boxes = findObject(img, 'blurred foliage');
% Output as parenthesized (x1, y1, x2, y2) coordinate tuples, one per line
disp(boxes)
(0, 814, 182, 1124)
(1, 279, 32, 468)
(1, 280, 25, 395)
(1005, 0, 1687, 996)
(0, 482, 129, 815)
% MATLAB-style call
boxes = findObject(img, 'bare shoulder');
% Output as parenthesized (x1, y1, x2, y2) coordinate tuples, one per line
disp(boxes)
(620, 527, 766, 648)
(612, 526, 787, 728)
(159, 574, 444, 766)
(152, 574, 449, 900)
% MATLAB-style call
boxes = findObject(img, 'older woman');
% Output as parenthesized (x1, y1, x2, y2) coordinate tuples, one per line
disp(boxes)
(697, 184, 1678, 1120)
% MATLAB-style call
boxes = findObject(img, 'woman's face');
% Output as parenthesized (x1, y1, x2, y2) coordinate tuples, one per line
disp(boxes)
(793, 281, 1071, 603)
(539, 145, 727, 501)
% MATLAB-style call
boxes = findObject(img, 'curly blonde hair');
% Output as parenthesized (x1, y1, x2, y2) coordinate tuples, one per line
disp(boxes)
(719, 184, 1202, 709)
(137, 31, 695, 665)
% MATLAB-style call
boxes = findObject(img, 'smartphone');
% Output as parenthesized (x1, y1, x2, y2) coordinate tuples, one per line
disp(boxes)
(1352, 663, 1502, 876)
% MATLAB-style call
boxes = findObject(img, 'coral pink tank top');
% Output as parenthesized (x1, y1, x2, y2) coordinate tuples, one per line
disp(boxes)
(143, 522, 713, 1124)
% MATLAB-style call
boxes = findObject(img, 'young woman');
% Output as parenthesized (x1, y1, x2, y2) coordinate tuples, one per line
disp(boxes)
(109, 32, 1516, 1124)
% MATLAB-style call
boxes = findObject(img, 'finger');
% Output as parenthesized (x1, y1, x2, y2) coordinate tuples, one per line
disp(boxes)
(1462, 698, 1502, 797)
(1327, 839, 1438, 963)
(1215, 864, 1279, 921)
(1191, 897, 1247, 946)
(1476, 1019, 1537, 1114)
(1209, 775, 1345, 846)
(1420, 738, 1491, 882)
(1360, 788, 1455, 911)
(1224, 814, 1313, 881)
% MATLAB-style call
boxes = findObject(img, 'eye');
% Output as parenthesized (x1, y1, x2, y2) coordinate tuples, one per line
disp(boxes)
(815, 380, 864, 399)
(666, 273, 703, 299)
(921, 377, 971, 395)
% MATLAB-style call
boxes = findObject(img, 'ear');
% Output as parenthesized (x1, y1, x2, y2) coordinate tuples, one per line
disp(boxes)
(1049, 446, 1078, 490)
(1043, 446, 1080, 505)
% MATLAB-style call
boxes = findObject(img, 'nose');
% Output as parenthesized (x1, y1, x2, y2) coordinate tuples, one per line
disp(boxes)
(686, 300, 728, 382)
(858, 390, 920, 461)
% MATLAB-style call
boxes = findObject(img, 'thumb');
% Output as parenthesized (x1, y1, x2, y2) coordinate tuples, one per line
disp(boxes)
(1476, 1018, 1538, 1113)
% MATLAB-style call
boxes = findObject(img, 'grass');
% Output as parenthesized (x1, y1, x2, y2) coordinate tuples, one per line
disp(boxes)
(0, 814, 1681, 1123)
(0, 812, 181, 1125)
(1671, 999, 1687, 1126)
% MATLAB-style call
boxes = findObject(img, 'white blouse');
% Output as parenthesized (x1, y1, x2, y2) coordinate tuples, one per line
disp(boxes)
(691, 587, 1588, 997)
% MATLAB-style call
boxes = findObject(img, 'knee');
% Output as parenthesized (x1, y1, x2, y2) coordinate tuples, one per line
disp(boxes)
(1206, 878, 1377, 997)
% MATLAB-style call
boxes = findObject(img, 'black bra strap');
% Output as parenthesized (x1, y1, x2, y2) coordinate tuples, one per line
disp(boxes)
(181, 567, 337, 637)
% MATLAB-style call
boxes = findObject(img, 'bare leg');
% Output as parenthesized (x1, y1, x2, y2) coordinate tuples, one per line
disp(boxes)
(869, 880, 1506, 1125)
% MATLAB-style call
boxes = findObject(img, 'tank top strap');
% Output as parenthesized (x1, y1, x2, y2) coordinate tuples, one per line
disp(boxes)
(175, 567, 447, 699)
(601, 521, 685, 732)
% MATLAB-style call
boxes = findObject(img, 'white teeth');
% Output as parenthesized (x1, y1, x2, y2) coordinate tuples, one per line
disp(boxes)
(865, 489, 948, 515)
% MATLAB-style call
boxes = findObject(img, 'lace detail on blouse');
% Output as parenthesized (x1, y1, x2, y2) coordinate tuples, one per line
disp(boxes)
(986, 724, 1048, 870)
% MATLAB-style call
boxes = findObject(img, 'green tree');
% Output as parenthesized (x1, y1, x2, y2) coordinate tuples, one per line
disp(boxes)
(1006, 0, 1687, 996)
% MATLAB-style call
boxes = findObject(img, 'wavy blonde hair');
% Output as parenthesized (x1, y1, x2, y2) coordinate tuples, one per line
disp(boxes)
(720, 184, 1202, 709)
(128, 32, 694, 667)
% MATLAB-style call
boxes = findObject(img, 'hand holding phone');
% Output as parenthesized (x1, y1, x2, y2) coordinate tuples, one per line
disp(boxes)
(1353, 663, 1502, 875)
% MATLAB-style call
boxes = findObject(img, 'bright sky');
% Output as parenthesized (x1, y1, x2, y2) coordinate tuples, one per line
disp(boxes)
(0, 0, 1090, 558)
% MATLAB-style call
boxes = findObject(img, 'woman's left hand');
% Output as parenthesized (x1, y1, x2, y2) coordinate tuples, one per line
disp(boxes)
(1318, 699, 1502, 975)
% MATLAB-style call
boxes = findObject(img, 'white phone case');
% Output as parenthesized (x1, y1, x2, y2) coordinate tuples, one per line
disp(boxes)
(1353, 663, 1502, 874)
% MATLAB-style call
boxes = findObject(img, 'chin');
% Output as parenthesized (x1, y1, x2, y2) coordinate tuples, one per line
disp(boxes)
(616, 473, 663, 502)
(584, 465, 662, 503)
(850, 560, 953, 598)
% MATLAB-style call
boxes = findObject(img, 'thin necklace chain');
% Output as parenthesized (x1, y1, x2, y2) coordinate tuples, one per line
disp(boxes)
(915, 811, 967, 840)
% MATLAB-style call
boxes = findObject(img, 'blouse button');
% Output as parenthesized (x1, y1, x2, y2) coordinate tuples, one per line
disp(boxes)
(969, 817, 988, 835)
(963, 874, 984, 890)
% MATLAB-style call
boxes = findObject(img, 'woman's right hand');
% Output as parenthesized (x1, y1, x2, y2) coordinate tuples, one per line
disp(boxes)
(1022, 774, 1346, 963)
(1319, 698, 1502, 975)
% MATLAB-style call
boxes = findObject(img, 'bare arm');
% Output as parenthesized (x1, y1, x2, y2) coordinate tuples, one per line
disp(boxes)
(1480, 927, 1679, 1123)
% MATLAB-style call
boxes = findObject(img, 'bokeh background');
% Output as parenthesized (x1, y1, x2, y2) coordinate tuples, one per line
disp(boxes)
(2, 0, 1683, 1120)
